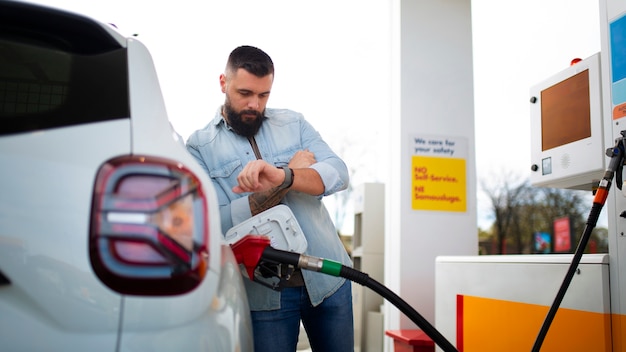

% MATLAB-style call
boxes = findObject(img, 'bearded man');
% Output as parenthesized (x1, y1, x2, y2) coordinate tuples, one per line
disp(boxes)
(186, 45, 354, 352)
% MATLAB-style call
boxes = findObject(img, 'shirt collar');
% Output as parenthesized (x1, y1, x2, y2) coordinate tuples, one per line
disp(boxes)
(212, 106, 232, 131)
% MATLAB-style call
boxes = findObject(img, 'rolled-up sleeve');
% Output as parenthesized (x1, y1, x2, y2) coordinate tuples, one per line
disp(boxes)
(310, 160, 348, 196)
(299, 118, 349, 197)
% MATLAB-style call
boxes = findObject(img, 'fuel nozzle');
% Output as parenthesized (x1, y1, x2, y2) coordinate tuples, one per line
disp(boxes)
(230, 235, 308, 290)
(231, 233, 373, 293)
(230, 235, 274, 281)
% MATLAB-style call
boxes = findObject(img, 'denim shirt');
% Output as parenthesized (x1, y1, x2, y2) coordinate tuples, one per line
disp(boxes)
(186, 107, 352, 310)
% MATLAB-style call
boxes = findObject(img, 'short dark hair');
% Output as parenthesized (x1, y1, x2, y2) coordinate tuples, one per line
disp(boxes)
(225, 45, 274, 78)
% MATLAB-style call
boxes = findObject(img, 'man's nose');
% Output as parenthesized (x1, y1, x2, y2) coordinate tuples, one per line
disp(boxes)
(247, 97, 260, 109)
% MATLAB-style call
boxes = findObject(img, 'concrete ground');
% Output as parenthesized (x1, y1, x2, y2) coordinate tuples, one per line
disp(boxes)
(296, 323, 311, 351)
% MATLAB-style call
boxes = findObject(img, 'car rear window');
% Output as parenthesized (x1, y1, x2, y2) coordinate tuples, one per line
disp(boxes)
(0, 2, 130, 136)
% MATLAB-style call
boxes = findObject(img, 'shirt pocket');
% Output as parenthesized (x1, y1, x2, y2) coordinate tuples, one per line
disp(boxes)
(208, 159, 242, 199)
(272, 149, 297, 168)
(272, 143, 302, 167)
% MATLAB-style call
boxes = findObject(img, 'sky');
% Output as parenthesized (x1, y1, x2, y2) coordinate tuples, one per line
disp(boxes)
(23, 0, 604, 231)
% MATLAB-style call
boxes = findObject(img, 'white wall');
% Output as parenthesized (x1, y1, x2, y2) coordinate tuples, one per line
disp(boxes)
(385, 0, 477, 350)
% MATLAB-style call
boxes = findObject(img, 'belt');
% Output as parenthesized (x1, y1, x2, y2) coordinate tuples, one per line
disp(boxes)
(281, 266, 305, 287)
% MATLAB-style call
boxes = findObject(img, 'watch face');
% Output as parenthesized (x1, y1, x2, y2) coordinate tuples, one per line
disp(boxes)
(542, 157, 552, 175)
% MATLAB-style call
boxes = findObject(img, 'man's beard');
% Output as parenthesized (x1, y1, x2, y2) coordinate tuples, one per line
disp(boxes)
(223, 103, 265, 137)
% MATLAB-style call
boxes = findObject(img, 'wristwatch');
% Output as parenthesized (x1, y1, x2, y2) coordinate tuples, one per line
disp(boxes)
(279, 166, 294, 189)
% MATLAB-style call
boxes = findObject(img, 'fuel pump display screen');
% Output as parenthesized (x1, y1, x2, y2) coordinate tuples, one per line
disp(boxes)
(529, 50, 603, 190)
(540, 69, 591, 151)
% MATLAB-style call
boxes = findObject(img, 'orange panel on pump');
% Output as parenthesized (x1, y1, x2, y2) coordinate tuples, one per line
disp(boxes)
(613, 314, 626, 352)
(613, 102, 626, 119)
(458, 295, 612, 352)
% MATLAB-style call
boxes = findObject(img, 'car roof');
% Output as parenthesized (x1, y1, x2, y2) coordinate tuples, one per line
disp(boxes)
(0, 0, 126, 54)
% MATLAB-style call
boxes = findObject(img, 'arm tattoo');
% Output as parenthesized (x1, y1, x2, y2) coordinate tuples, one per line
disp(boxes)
(249, 187, 290, 215)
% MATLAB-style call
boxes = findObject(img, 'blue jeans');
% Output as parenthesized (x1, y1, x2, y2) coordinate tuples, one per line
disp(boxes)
(251, 280, 354, 352)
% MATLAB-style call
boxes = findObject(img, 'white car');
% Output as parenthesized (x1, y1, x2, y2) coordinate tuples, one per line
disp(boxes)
(0, 1, 253, 351)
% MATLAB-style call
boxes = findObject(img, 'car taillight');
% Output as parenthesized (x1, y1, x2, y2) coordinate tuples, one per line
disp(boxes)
(90, 155, 209, 295)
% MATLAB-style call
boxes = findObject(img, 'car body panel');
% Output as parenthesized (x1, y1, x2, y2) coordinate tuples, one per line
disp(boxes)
(0, 1, 253, 351)
(119, 245, 252, 352)
(0, 120, 130, 350)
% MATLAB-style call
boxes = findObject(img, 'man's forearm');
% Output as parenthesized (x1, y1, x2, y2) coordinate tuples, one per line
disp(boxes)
(290, 168, 324, 196)
(247, 167, 324, 215)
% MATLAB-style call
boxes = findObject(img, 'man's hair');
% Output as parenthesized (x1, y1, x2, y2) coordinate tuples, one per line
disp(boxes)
(225, 45, 274, 78)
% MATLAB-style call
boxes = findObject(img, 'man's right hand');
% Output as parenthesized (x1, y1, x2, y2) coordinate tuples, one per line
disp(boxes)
(289, 149, 316, 169)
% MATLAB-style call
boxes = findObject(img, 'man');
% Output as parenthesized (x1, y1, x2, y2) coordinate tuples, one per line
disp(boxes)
(186, 45, 354, 352)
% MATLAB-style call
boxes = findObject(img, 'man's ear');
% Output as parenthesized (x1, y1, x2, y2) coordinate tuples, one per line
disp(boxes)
(219, 73, 227, 93)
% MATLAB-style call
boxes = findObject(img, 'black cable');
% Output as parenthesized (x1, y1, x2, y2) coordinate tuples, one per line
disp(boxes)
(259, 246, 458, 351)
(530, 204, 603, 352)
(532, 134, 625, 351)
(340, 266, 458, 352)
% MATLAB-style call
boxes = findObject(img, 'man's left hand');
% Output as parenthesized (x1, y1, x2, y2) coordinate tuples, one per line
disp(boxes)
(232, 160, 284, 193)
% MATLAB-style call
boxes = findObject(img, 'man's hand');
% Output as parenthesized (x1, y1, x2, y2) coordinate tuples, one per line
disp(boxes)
(288, 149, 316, 169)
(233, 150, 317, 194)
(232, 160, 284, 194)
(234, 150, 323, 214)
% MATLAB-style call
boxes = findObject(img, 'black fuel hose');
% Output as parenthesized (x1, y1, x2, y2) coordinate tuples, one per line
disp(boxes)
(531, 137, 624, 351)
(261, 246, 458, 352)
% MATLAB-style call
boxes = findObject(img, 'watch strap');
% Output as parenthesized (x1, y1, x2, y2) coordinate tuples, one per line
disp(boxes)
(279, 166, 294, 189)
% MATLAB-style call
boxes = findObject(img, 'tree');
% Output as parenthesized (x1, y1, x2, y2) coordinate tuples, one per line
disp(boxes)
(590, 227, 609, 253)
(481, 172, 597, 254)
(532, 187, 589, 251)
(480, 173, 531, 254)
